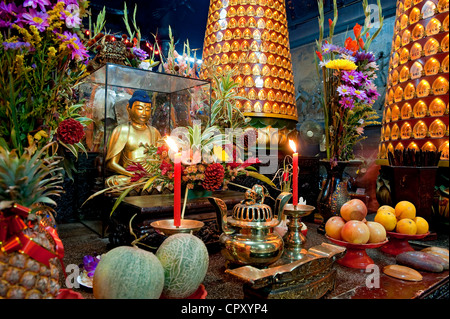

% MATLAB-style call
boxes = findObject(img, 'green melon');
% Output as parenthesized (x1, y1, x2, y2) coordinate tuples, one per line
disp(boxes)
(156, 233, 209, 299)
(93, 246, 164, 299)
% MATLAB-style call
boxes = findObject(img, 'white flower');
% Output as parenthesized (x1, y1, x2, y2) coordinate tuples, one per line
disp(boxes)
(139, 61, 151, 70)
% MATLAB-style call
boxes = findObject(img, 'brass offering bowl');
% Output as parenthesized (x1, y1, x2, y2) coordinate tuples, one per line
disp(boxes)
(150, 219, 204, 236)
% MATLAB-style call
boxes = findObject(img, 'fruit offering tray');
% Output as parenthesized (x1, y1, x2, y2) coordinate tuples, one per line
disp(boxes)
(326, 236, 389, 269)
(381, 231, 430, 256)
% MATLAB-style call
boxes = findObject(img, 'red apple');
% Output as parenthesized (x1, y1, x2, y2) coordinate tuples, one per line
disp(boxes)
(366, 221, 386, 243)
(340, 220, 370, 244)
(325, 216, 346, 240)
(340, 199, 368, 222)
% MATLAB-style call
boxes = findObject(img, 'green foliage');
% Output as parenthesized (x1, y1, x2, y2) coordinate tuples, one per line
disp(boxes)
(0, 142, 64, 211)
(210, 67, 250, 130)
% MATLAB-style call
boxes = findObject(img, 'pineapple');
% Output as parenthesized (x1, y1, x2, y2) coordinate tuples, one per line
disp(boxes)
(0, 143, 64, 299)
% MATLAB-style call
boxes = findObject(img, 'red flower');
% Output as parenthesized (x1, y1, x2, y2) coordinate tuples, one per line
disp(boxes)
(344, 37, 358, 53)
(316, 50, 323, 61)
(160, 160, 173, 176)
(328, 18, 333, 27)
(358, 37, 365, 50)
(57, 118, 85, 145)
(353, 23, 362, 38)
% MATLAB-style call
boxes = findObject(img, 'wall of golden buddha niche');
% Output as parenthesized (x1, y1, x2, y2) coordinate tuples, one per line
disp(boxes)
(378, 0, 449, 163)
(200, 0, 298, 122)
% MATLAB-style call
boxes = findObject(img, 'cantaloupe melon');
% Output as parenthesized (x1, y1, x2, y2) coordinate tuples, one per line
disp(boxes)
(93, 246, 164, 299)
(156, 233, 209, 299)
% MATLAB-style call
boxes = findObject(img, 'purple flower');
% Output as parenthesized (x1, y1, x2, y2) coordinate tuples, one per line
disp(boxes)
(354, 51, 376, 63)
(21, 8, 49, 31)
(23, 0, 50, 12)
(364, 88, 380, 104)
(342, 70, 363, 85)
(59, 31, 89, 61)
(321, 43, 338, 54)
(0, 1, 24, 26)
(337, 84, 355, 96)
(351, 88, 368, 100)
(82, 255, 100, 277)
(132, 47, 149, 61)
(60, 3, 81, 28)
(339, 96, 355, 109)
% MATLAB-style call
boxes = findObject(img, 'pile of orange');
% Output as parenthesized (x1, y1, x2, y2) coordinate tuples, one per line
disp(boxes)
(374, 201, 429, 235)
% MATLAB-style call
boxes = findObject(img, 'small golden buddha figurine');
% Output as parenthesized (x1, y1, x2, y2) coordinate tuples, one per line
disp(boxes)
(105, 90, 161, 187)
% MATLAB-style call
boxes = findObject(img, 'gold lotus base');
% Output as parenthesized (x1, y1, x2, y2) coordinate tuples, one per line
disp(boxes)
(282, 204, 315, 261)
(150, 219, 204, 236)
(226, 243, 346, 299)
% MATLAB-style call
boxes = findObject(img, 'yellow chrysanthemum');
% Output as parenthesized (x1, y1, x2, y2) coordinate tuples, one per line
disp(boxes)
(325, 59, 357, 71)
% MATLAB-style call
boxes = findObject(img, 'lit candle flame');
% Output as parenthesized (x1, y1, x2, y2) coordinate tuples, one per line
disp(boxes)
(289, 139, 297, 153)
(165, 136, 179, 153)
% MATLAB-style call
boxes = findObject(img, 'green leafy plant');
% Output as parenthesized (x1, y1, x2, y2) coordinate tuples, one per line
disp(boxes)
(210, 67, 250, 130)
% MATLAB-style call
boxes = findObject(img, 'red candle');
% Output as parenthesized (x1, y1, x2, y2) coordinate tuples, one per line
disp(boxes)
(173, 152, 181, 227)
(166, 137, 181, 227)
(289, 140, 299, 206)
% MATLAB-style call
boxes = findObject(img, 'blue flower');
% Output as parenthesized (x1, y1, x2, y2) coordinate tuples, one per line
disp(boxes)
(2, 41, 31, 50)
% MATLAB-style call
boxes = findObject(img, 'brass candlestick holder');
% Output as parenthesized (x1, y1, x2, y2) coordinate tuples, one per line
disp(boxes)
(282, 203, 315, 261)
(150, 219, 204, 236)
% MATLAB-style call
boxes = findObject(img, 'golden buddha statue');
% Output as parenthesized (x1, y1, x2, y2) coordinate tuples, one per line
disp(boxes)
(105, 90, 161, 187)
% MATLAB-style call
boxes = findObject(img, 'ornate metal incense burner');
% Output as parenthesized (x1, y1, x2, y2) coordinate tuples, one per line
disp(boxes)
(208, 185, 291, 267)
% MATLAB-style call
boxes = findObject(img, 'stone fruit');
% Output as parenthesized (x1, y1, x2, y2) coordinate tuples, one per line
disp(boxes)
(340, 220, 370, 244)
(374, 210, 397, 231)
(340, 199, 368, 222)
(366, 221, 387, 243)
(414, 217, 429, 235)
(396, 218, 417, 235)
(93, 246, 165, 299)
(395, 201, 416, 220)
(156, 233, 209, 299)
(325, 216, 346, 240)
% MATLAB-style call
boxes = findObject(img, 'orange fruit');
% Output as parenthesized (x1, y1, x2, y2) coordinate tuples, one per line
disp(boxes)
(414, 217, 429, 234)
(396, 218, 417, 235)
(395, 201, 416, 220)
(374, 210, 397, 231)
(377, 205, 395, 215)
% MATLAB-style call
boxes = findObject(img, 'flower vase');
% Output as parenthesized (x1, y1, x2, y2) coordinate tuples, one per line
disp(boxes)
(182, 186, 213, 201)
(317, 161, 351, 234)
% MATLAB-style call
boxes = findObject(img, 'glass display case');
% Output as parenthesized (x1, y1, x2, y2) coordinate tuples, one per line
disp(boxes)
(79, 63, 211, 183)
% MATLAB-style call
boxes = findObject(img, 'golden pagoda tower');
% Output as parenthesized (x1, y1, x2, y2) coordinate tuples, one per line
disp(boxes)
(376, 0, 449, 222)
(201, 0, 298, 148)
(378, 0, 449, 162)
